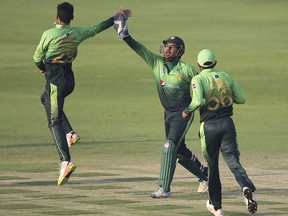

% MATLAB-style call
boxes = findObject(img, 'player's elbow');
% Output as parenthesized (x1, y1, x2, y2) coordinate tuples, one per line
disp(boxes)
(234, 98, 245, 104)
(191, 101, 202, 110)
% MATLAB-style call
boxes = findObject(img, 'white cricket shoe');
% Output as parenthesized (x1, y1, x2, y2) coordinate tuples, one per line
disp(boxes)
(58, 161, 76, 186)
(66, 131, 80, 148)
(198, 180, 209, 193)
(150, 187, 171, 198)
(243, 187, 257, 213)
(206, 200, 224, 216)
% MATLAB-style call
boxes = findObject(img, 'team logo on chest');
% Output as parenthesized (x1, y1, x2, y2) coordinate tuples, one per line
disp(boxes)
(176, 74, 182, 80)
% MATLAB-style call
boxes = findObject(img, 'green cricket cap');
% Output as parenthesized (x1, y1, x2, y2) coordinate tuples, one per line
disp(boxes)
(197, 49, 216, 67)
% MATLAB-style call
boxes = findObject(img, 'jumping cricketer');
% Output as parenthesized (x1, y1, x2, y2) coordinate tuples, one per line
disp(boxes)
(33, 2, 131, 186)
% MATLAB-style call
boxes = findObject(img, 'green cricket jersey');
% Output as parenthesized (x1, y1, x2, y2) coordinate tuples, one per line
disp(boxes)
(33, 17, 114, 69)
(124, 36, 197, 112)
(187, 68, 245, 122)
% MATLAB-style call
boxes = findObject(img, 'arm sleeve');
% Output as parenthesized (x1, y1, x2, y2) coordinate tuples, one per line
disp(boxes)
(80, 17, 114, 41)
(231, 80, 246, 104)
(33, 32, 47, 69)
(35, 62, 45, 71)
(186, 77, 206, 112)
(123, 36, 157, 68)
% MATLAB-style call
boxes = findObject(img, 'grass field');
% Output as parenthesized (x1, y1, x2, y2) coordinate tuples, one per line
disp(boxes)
(0, 0, 287, 215)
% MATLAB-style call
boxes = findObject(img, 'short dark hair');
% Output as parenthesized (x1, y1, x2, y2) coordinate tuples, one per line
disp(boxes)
(57, 2, 74, 24)
(199, 61, 217, 69)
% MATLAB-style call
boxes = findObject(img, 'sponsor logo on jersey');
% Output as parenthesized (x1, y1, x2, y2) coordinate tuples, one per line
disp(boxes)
(160, 68, 166, 74)
(160, 80, 180, 89)
(192, 83, 197, 89)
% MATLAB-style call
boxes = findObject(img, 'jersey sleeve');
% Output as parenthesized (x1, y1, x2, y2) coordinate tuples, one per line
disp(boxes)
(186, 76, 206, 112)
(33, 31, 49, 69)
(77, 17, 114, 41)
(231, 78, 246, 104)
(123, 36, 158, 68)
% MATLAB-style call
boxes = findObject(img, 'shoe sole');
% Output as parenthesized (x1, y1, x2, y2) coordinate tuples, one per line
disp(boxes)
(150, 193, 171, 199)
(58, 164, 77, 186)
(68, 137, 80, 148)
(198, 185, 209, 193)
(206, 206, 218, 216)
(206, 202, 223, 216)
(198, 188, 209, 193)
(244, 188, 257, 213)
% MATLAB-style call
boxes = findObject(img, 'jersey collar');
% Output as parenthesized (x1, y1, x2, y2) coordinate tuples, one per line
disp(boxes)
(201, 68, 214, 73)
(54, 22, 70, 28)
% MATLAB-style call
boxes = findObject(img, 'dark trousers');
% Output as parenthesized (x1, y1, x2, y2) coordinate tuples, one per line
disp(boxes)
(41, 63, 75, 162)
(164, 110, 193, 157)
(164, 110, 204, 168)
(200, 116, 256, 210)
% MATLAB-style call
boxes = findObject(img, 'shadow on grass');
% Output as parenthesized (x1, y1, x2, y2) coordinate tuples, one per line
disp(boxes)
(72, 177, 158, 187)
(0, 139, 163, 149)
(2, 176, 157, 188)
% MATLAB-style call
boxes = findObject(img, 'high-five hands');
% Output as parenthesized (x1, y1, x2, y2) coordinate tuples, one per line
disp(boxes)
(114, 8, 132, 40)
(116, 8, 132, 18)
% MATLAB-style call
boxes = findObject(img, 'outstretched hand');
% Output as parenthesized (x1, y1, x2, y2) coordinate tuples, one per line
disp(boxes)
(116, 8, 132, 18)
(114, 8, 131, 40)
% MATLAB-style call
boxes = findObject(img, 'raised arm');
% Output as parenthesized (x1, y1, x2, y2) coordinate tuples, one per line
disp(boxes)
(113, 14, 158, 68)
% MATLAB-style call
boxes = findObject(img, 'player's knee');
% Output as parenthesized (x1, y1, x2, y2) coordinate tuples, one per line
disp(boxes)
(162, 140, 176, 152)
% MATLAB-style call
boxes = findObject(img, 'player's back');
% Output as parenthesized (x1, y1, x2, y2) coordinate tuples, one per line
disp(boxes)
(198, 68, 235, 122)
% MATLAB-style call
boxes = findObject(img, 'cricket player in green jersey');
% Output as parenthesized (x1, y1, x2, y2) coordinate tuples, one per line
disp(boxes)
(33, 2, 131, 186)
(183, 49, 257, 215)
(113, 15, 208, 198)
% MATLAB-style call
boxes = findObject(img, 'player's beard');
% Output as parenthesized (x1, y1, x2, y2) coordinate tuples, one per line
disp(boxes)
(160, 45, 182, 62)
(165, 56, 178, 62)
(164, 51, 181, 62)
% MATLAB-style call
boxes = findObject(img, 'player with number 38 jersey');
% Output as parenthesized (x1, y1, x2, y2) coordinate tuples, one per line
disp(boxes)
(33, 2, 132, 186)
(33, 11, 119, 83)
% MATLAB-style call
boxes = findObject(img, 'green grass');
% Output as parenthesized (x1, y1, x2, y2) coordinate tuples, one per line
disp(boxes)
(0, 0, 287, 215)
